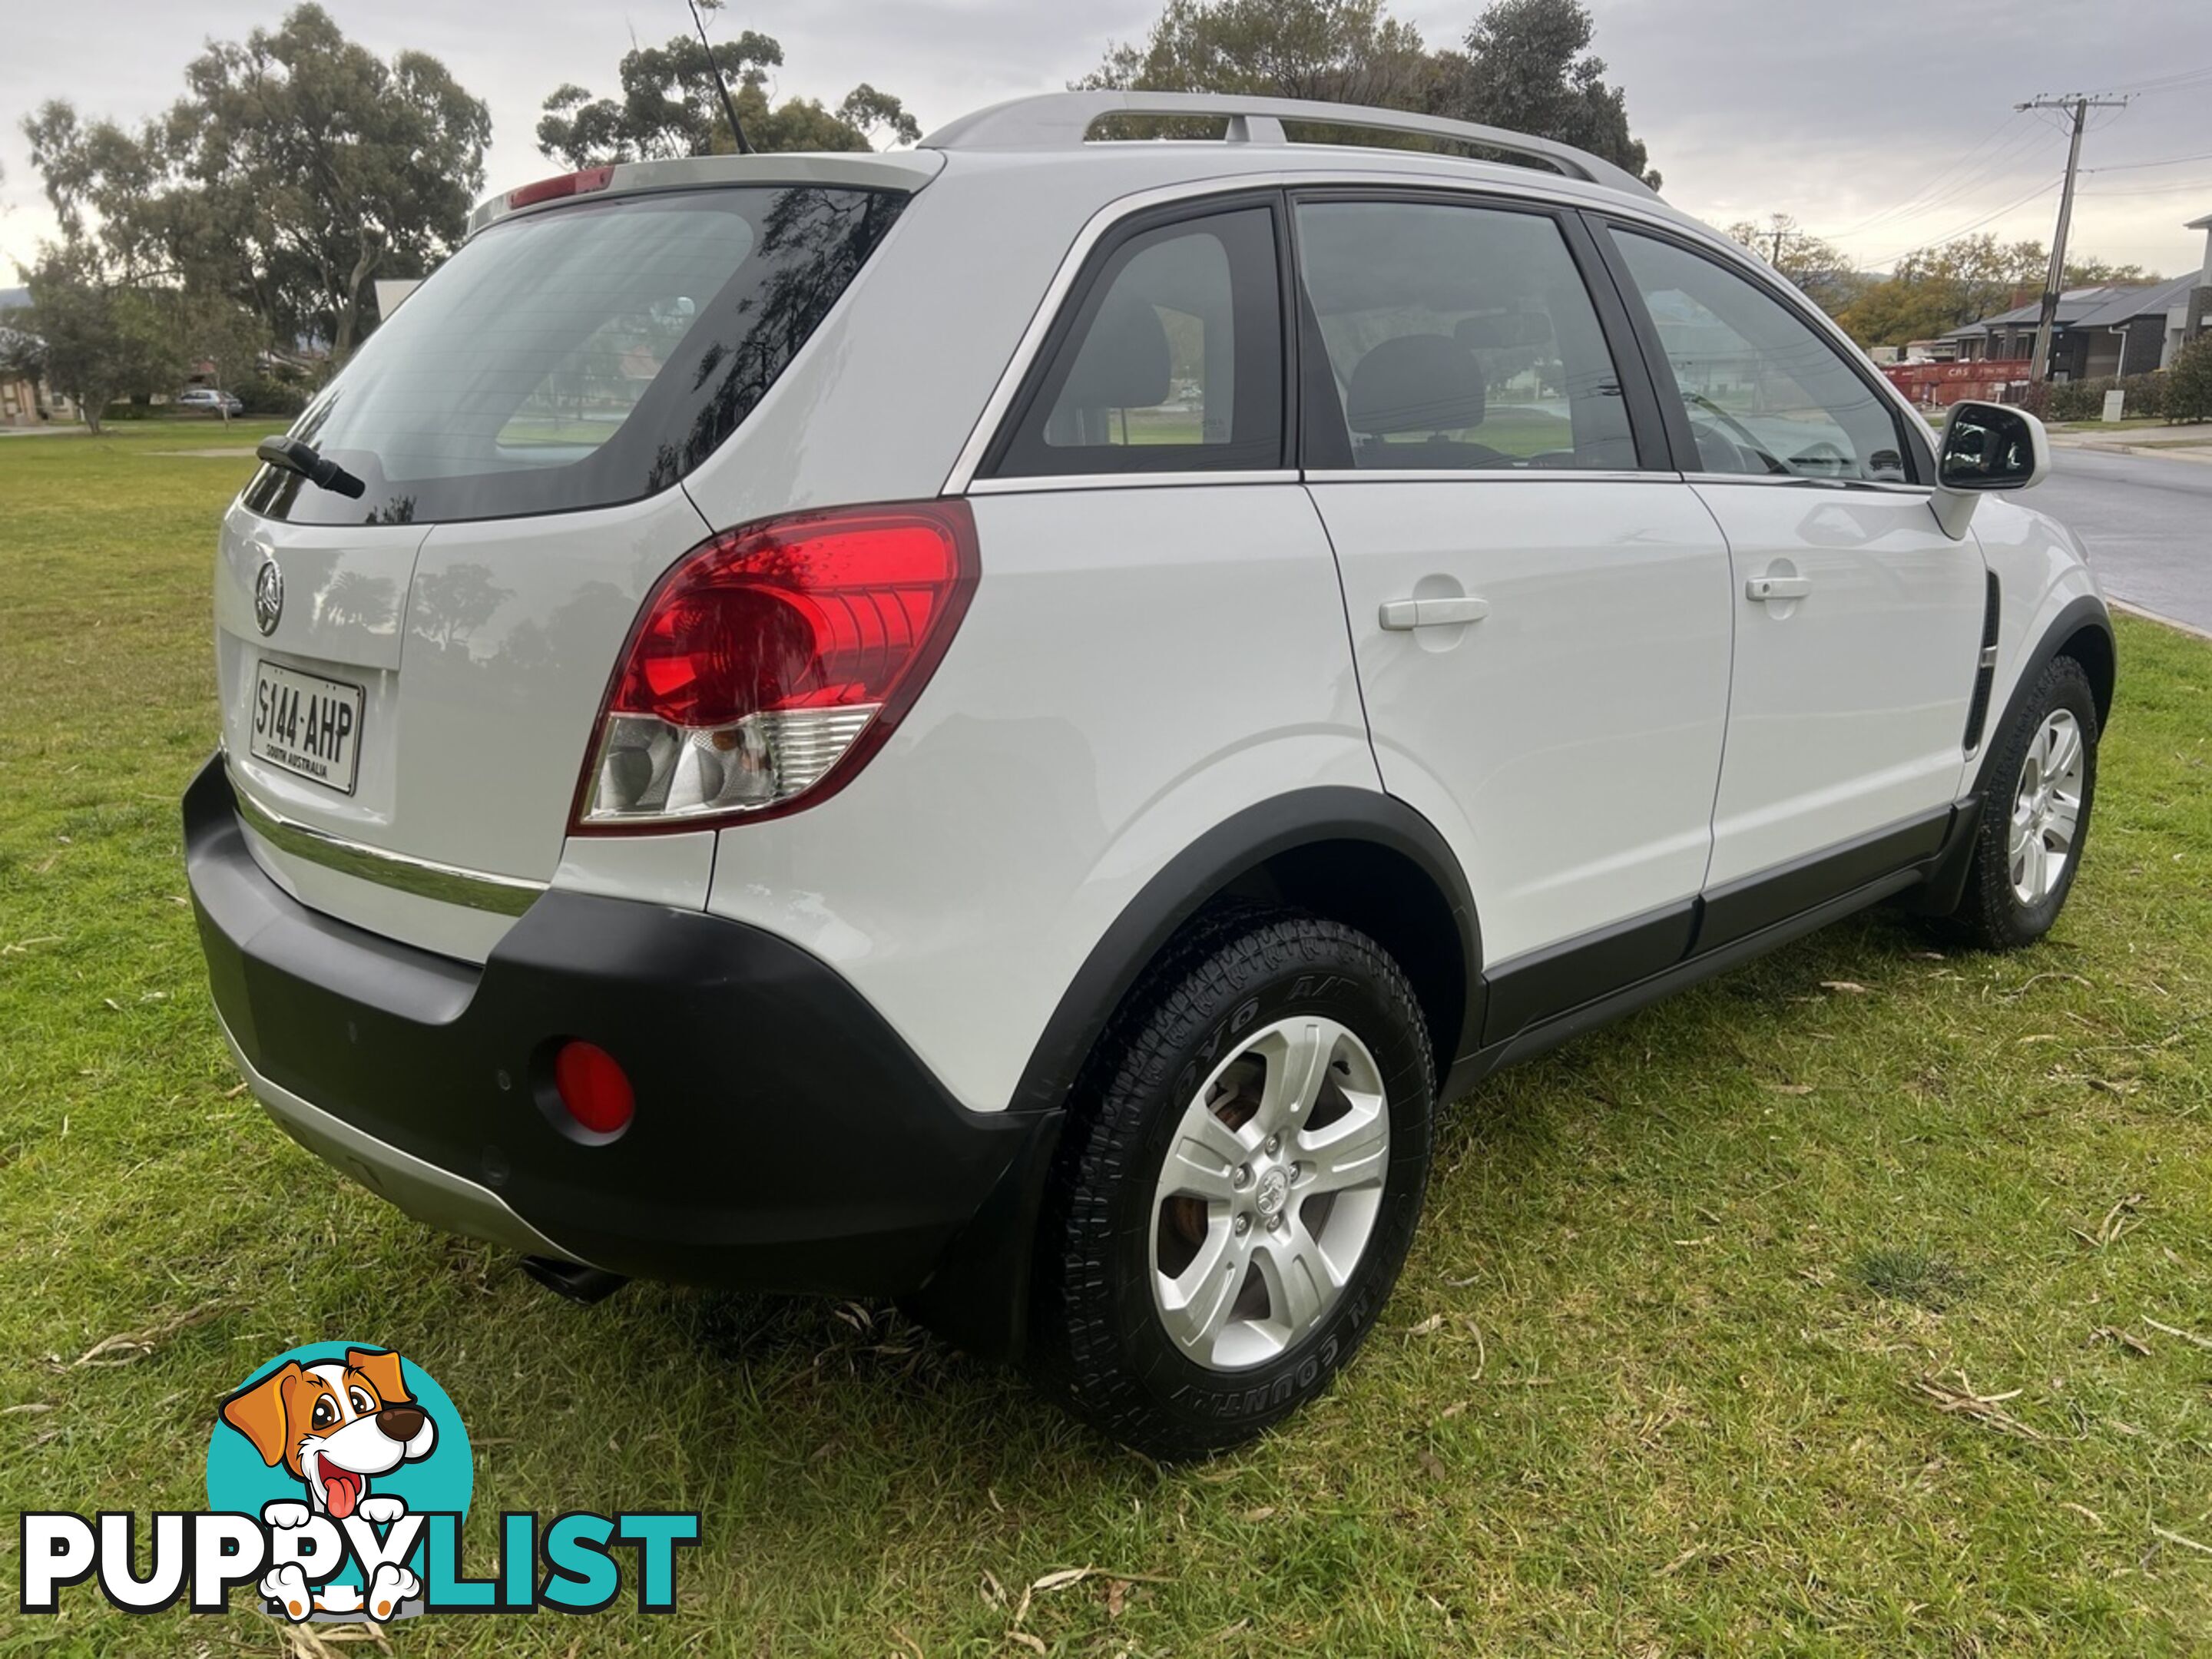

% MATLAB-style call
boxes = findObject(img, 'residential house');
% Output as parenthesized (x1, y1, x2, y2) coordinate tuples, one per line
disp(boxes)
(2171, 212, 2212, 366)
(1942, 210, 2212, 379)
(1943, 273, 2202, 379)
(0, 285, 48, 427)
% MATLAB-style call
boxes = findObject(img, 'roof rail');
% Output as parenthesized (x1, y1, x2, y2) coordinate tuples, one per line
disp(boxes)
(918, 91, 1657, 200)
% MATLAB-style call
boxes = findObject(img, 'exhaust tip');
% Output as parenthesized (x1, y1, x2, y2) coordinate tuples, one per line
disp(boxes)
(521, 1255, 629, 1305)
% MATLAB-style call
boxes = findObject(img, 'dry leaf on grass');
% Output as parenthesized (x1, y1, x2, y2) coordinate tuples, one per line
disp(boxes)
(2145, 1318, 2212, 1353)
(1416, 1449, 1447, 1480)
(1764, 1082, 1816, 1095)
(2091, 1326, 2152, 1356)
(2070, 1194, 2144, 1250)
(1820, 980, 1869, 994)
(2002, 971, 2094, 999)
(75, 1300, 224, 1367)
(1911, 1373, 2043, 1439)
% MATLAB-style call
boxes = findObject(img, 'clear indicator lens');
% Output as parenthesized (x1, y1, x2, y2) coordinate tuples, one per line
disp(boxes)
(584, 706, 879, 822)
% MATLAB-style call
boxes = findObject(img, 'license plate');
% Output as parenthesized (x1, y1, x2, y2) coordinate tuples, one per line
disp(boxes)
(250, 661, 365, 796)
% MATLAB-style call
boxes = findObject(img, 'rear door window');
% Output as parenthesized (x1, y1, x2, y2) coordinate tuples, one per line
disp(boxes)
(244, 187, 905, 526)
(1293, 198, 1640, 472)
(985, 205, 1285, 478)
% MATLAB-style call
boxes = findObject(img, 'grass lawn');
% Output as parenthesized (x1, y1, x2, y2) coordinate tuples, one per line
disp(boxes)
(5, 425, 2212, 1655)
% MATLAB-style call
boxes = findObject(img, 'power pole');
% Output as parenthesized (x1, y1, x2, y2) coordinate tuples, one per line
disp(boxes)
(2016, 94, 2129, 382)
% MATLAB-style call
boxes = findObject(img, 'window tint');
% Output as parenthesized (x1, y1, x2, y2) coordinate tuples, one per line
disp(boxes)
(1612, 230, 1911, 484)
(243, 187, 903, 526)
(1294, 200, 1637, 472)
(988, 207, 1283, 477)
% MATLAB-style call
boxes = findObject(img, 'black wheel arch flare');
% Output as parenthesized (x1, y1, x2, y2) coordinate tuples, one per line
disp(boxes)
(1975, 594, 2115, 801)
(1003, 786, 1485, 1119)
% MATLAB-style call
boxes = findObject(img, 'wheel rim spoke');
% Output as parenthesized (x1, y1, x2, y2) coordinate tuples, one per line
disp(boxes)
(2048, 720, 2081, 780)
(1157, 1220, 1245, 1364)
(1162, 1111, 1250, 1201)
(1252, 1019, 1335, 1136)
(1252, 1225, 1331, 1339)
(2045, 789, 2081, 845)
(1298, 1100, 1389, 1194)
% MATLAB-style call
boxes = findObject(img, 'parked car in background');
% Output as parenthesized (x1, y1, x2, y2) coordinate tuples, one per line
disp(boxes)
(186, 91, 2111, 1458)
(177, 386, 245, 417)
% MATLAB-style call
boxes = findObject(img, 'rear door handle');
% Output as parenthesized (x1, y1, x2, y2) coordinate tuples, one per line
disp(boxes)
(1379, 596, 1490, 631)
(1745, 575, 1812, 602)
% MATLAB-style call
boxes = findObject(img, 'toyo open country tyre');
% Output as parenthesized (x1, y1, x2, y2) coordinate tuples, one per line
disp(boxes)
(1950, 654, 2101, 952)
(1031, 909, 1436, 1458)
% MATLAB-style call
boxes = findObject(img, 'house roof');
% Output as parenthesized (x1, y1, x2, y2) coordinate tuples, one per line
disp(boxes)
(1945, 273, 2201, 337)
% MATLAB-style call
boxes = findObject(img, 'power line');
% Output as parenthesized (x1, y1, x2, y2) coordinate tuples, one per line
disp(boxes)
(1862, 177, 2059, 272)
(2085, 62, 2212, 96)
(1853, 123, 2063, 235)
(2083, 150, 2212, 174)
(1813, 110, 2035, 240)
(2077, 177, 2212, 198)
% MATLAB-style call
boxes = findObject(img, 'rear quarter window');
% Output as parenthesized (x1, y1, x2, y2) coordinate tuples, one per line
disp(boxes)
(983, 204, 1286, 479)
(245, 186, 905, 526)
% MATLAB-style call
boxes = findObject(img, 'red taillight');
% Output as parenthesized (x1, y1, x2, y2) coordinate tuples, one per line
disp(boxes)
(506, 166, 617, 210)
(552, 1041, 634, 1136)
(572, 499, 979, 831)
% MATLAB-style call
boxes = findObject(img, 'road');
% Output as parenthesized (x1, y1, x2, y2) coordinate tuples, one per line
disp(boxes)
(2034, 445, 2212, 634)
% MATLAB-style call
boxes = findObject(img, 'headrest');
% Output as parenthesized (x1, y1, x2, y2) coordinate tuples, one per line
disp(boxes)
(1058, 293, 1171, 411)
(1346, 336, 1485, 435)
(1455, 310, 1555, 349)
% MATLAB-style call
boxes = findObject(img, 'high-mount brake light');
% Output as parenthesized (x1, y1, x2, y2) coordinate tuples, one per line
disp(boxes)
(506, 166, 617, 210)
(573, 500, 980, 831)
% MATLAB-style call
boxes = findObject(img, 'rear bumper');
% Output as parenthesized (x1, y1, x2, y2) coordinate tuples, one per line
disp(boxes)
(184, 757, 1059, 1316)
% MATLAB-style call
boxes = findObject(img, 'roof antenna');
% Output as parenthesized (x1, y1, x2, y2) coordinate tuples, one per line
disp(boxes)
(687, 0, 753, 155)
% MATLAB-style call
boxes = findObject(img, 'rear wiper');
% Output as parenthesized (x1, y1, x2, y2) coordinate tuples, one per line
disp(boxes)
(256, 435, 366, 500)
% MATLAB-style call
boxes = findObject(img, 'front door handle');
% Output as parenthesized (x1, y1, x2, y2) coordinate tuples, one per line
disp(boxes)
(1379, 595, 1490, 631)
(1745, 575, 1813, 603)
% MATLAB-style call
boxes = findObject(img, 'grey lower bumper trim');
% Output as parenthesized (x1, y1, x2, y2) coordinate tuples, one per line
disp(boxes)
(217, 1017, 600, 1269)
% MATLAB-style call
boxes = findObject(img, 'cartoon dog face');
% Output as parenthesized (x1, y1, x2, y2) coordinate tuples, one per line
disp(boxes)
(220, 1348, 436, 1519)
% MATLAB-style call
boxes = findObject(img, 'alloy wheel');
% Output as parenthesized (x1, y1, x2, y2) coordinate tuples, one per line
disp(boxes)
(1148, 1017, 1389, 1370)
(2009, 708, 2086, 906)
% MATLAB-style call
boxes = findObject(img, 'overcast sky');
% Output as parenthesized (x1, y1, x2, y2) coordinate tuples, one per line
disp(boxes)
(4, 0, 2209, 285)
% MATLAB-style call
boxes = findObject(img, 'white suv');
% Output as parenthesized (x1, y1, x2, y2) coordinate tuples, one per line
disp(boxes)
(186, 93, 2112, 1455)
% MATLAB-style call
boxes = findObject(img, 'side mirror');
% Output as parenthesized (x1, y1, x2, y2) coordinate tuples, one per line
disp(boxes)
(1931, 400, 2048, 538)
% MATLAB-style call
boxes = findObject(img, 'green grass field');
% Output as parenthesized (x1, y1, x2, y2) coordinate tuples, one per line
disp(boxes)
(3, 422, 2211, 1654)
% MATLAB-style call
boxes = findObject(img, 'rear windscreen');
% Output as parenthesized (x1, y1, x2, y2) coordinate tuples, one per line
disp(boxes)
(243, 186, 906, 526)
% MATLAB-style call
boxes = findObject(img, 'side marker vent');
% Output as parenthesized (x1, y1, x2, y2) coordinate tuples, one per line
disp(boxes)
(1962, 570, 2002, 753)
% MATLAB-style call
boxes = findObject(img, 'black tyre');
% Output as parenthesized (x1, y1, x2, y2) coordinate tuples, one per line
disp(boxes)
(1030, 908, 1435, 1458)
(1949, 654, 2100, 951)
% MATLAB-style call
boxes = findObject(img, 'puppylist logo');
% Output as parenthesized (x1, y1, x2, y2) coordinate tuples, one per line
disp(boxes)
(18, 1343, 698, 1622)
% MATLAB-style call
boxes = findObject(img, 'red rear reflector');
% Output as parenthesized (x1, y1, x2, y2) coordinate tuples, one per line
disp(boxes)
(507, 166, 616, 210)
(552, 1040, 634, 1136)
